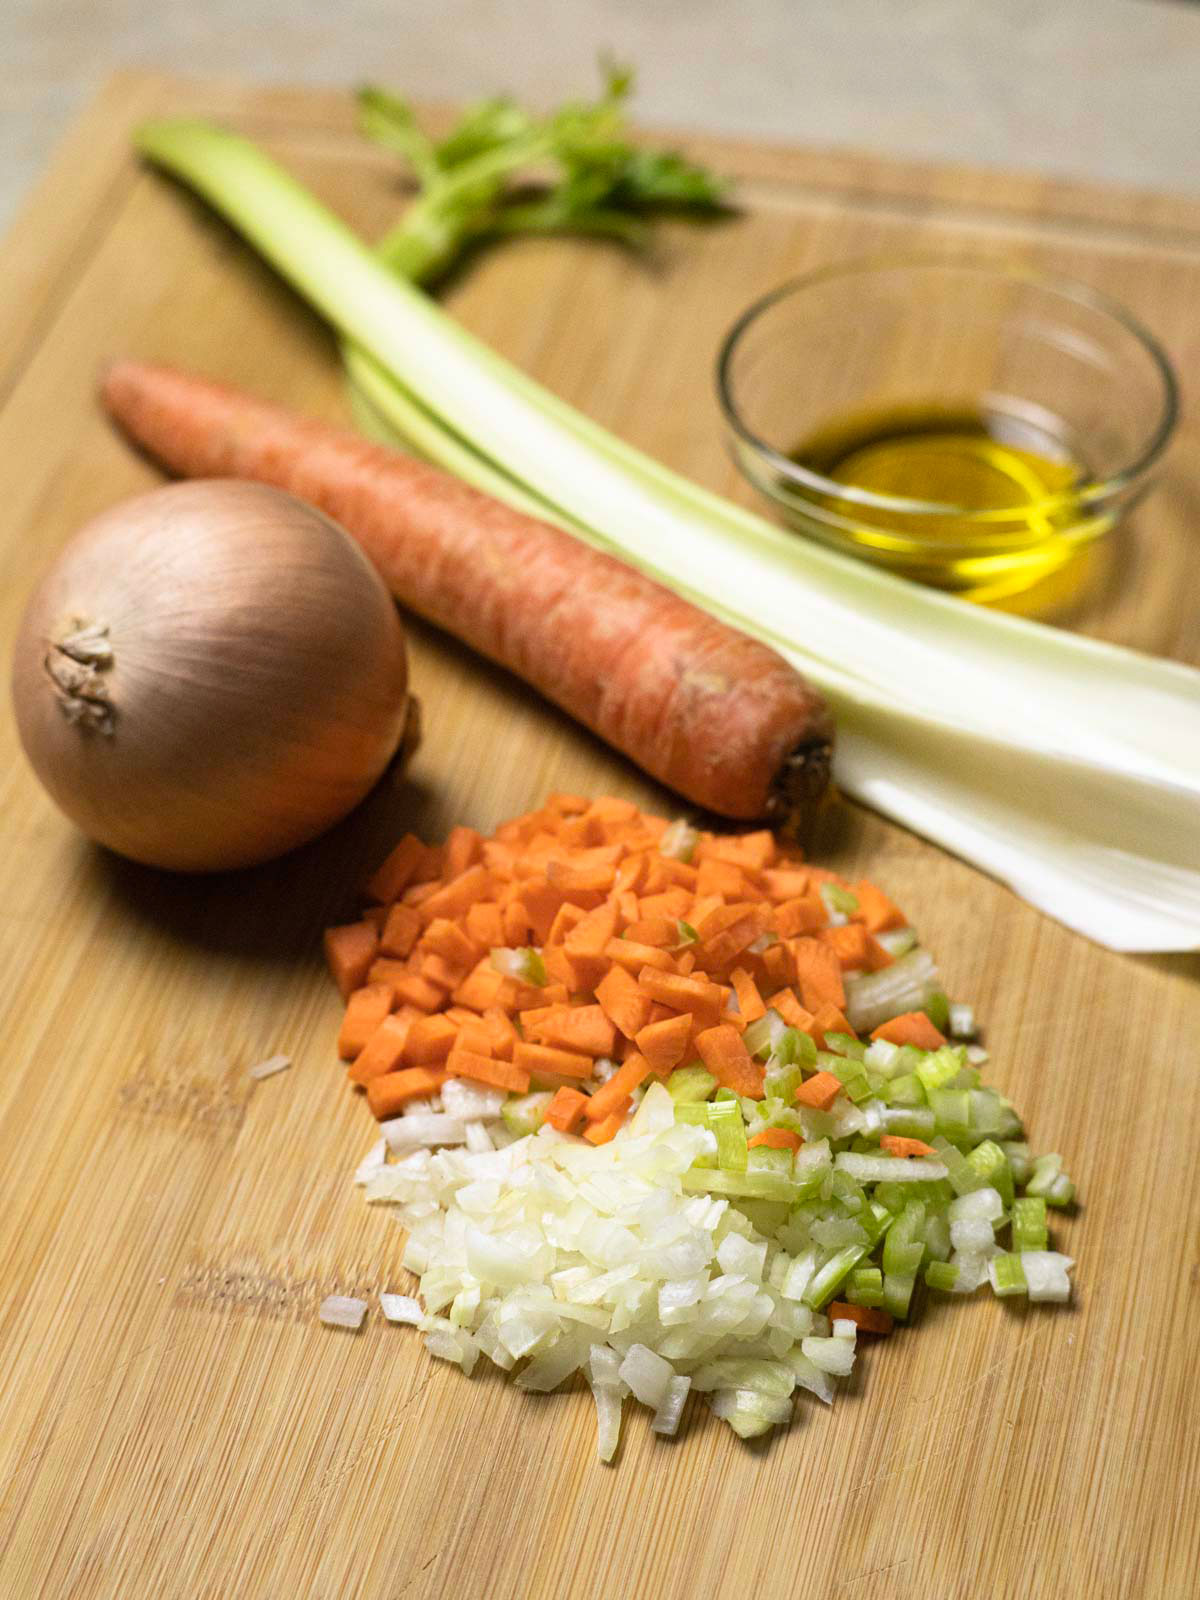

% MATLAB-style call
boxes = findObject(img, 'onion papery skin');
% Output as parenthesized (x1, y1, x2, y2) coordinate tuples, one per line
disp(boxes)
(11, 479, 411, 871)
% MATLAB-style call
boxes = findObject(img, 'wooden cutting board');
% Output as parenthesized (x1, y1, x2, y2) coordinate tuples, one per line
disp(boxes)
(1, 73, 1197, 1600)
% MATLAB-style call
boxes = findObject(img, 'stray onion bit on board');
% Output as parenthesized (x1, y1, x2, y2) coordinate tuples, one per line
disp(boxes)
(247, 1054, 292, 1081)
(318, 1295, 368, 1330)
(10, 480, 411, 872)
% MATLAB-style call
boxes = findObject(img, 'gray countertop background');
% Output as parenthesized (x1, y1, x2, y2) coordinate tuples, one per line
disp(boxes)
(3, 0, 1198, 231)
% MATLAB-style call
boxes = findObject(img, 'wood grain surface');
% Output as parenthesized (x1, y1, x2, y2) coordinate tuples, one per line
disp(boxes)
(0, 74, 1197, 1600)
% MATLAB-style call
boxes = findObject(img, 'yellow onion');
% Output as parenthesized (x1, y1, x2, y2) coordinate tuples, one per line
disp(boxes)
(11, 479, 411, 870)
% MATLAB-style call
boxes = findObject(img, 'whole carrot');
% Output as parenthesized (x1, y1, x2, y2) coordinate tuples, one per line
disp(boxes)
(101, 361, 833, 824)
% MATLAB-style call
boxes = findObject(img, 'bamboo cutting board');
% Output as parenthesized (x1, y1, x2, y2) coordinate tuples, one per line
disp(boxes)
(1, 74, 1198, 1600)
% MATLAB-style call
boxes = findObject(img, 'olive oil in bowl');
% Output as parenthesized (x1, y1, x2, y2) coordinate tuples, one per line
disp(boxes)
(717, 259, 1177, 602)
(795, 404, 1081, 520)
(785, 403, 1098, 597)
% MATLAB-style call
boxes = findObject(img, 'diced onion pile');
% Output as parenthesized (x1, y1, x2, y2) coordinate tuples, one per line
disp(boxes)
(325, 803, 1077, 1458)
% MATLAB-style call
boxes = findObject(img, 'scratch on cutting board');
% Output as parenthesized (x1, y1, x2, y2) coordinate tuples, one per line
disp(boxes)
(0, 1328, 190, 1532)
(393, 1548, 441, 1600)
(252, 1369, 435, 1553)
(890, 1324, 1044, 1427)
(835, 1554, 914, 1592)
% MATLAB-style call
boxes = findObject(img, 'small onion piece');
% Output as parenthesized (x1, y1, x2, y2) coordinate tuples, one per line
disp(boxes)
(319, 1295, 368, 1330)
(11, 479, 411, 870)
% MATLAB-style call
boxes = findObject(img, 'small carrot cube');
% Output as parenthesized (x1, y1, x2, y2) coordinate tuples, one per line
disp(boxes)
(564, 900, 619, 958)
(634, 1012, 693, 1075)
(513, 1041, 595, 1081)
(696, 858, 746, 900)
(818, 923, 873, 971)
(481, 1007, 519, 1060)
(324, 921, 380, 999)
(443, 825, 483, 880)
(792, 937, 846, 1012)
(758, 941, 796, 990)
(366, 957, 409, 992)
(337, 983, 393, 1061)
(584, 796, 640, 827)
(766, 987, 816, 1034)
(729, 967, 766, 1023)
(421, 953, 469, 992)
(366, 1065, 448, 1119)
(690, 901, 747, 941)
(862, 935, 894, 973)
(403, 1013, 459, 1065)
(637, 888, 693, 921)
(402, 879, 444, 909)
(544, 1086, 589, 1134)
(546, 901, 587, 947)
(392, 972, 447, 1013)
(418, 865, 493, 926)
(871, 1011, 947, 1050)
(762, 867, 812, 902)
(465, 901, 505, 948)
(502, 897, 531, 946)
(880, 1135, 937, 1158)
(694, 911, 766, 975)
(694, 1024, 764, 1098)
(622, 918, 677, 948)
(365, 834, 426, 904)
(584, 1053, 652, 1121)
(595, 964, 655, 1040)
(421, 918, 479, 970)
(444, 1049, 530, 1094)
(794, 1070, 842, 1111)
(851, 879, 906, 934)
(454, 1022, 496, 1059)
(540, 945, 579, 992)
(604, 939, 676, 976)
(379, 902, 423, 959)
(614, 853, 649, 896)
(583, 1108, 628, 1144)
(811, 1003, 854, 1048)
(773, 895, 827, 939)
(697, 829, 775, 871)
(637, 968, 727, 1023)
(747, 1127, 803, 1152)
(451, 961, 507, 1011)
(533, 1004, 615, 1058)
(348, 1012, 414, 1085)
(546, 791, 591, 817)
(828, 1301, 893, 1335)
(520, 879, 570, 944)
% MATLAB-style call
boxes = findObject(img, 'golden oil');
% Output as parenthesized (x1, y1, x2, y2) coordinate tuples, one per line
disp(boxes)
(785, 403, 1104, 600)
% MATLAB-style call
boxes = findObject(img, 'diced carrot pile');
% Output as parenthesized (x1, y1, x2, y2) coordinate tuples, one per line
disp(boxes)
(324, 795, 903, 1142)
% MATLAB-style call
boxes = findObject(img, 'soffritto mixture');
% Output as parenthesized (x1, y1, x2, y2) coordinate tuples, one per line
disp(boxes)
(321, 796, 1075, 1459)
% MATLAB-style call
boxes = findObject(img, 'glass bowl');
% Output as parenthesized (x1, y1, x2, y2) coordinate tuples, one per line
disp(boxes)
(716, 256, 1178, 601)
